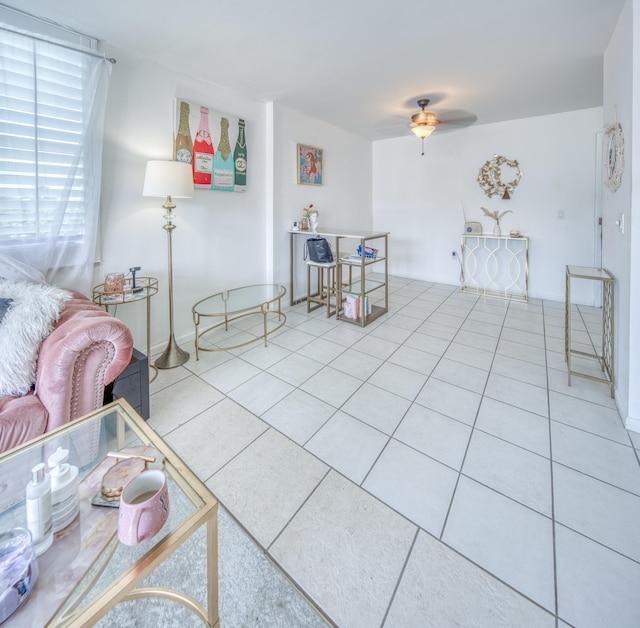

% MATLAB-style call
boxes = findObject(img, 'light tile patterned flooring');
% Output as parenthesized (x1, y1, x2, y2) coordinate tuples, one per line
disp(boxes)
(148, 274, 640, 627)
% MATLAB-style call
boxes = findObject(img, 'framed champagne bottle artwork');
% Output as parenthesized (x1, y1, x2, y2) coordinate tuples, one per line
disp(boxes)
(173, 98, 247, 192)
(297, 144, 323, 186)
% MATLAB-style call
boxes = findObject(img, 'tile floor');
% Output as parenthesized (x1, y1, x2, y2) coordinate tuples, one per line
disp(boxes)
(147, 274, 640, 627)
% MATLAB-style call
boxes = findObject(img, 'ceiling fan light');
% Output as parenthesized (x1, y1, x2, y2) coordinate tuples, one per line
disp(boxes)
(412, 125, 436, 139)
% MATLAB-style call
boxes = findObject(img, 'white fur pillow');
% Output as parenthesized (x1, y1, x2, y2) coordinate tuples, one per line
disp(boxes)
(0, 280, 71, 396)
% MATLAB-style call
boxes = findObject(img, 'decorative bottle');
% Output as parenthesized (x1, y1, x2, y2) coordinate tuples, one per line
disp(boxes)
(48, 447, 79, 533)
(192, 106, 214, 185)
(212, 117, 235, 191)
(300, 208, 310, 231)
(174, 100, 193, 164)
(26, 463, 53, 556)
(233, 118, 247, 190)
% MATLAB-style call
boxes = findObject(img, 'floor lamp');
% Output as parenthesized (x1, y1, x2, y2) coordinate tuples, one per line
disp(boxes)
(143, 160, 193, 369)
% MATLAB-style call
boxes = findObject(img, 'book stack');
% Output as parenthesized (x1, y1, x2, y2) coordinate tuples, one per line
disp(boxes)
(357, 245, 378, 259)
(343, 293, 372, 320)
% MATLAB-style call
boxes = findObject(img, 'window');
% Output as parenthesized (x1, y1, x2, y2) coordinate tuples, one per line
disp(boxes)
(0, 19, 111, 292)
(0, 35, 89, 244)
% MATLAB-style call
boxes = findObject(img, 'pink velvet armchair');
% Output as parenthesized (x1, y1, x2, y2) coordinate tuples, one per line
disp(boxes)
(0, 291, 134, 454)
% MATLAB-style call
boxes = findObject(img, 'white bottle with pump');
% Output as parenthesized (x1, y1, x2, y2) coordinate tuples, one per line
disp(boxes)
(47, 447, 80, 533)
(26, 462, 53, 556)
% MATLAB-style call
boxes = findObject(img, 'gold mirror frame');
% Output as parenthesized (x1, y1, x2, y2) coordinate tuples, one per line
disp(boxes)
(604, 122, 624, 193)
(477, 155, 523, 199)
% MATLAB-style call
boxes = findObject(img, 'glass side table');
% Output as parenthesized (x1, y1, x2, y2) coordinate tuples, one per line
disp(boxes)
(565, 265, 614, 398)
(93, 277, 159, 383)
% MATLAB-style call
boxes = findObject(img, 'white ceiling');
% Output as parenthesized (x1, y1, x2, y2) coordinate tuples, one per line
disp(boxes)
(4, 0, 625, 140)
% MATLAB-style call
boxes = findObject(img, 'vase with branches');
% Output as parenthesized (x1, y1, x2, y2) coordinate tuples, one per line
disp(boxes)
(481, 207, 512, 236)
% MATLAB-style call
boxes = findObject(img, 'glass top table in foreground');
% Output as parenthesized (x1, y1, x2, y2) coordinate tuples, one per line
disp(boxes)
(192, 284, 286, 359)
(0, 399, 219, 627)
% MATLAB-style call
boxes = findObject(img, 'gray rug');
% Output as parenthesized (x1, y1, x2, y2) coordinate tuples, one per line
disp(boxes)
(96, 506, 329, 627)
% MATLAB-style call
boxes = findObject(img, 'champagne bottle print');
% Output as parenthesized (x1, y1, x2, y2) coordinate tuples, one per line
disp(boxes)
(174, 101, 193, 164)
(212, 117, 234, 191)
(193, 106, 214, 185)
(234, 118, 247, 190)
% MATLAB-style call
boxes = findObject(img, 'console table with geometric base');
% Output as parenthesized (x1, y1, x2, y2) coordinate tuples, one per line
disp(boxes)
(460, 234, 529, 302)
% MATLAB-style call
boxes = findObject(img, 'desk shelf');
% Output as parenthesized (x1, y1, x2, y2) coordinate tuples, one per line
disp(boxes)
(335, 233, 389, 327)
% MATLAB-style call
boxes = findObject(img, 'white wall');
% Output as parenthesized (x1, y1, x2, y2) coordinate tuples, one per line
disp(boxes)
(372, 109, 603, 303)
(272, 104, 372, 301)
(603, 0, 637, 429)
(629, 0, 640, 431)
(97, 51, 373, 353)
(97, 47, 269, 355)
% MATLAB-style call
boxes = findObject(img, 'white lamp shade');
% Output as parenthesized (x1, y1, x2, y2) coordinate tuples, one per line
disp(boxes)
(143, 161, 194, 198)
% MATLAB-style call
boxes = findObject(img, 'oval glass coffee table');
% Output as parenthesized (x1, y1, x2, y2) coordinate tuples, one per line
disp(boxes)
(192, 284, 287, 359)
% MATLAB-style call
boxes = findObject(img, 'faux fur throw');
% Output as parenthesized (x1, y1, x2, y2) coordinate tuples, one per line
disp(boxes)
(0, 280, 71, 396)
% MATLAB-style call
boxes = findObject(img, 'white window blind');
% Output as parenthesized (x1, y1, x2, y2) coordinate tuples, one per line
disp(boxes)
(0, 32, 89, 244)
(0, 22, 111, 293)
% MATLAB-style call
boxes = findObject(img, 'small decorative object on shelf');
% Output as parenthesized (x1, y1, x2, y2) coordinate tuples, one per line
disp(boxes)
(307, 205, 318, 232)
(357, 245, 378, 259)
(481, 207, 512, 236)
(477, 155, 523, 199)
(104, 272, 125, 293)
(300, 207, 310, 231)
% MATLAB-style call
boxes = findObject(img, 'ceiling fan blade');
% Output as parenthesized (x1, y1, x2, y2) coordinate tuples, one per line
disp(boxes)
(434, 109, 478, 133)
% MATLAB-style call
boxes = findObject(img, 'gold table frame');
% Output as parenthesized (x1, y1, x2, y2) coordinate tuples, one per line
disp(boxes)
(192, 284, 286, 360)
(0, 400, 218, 627)
(565, 265, 615, 398)
(93, 277, 159, 383)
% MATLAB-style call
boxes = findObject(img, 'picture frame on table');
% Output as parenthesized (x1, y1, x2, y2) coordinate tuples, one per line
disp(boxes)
(297, 143, 323, 186)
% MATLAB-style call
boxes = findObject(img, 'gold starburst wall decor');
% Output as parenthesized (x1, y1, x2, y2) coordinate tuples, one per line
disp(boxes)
(477, 155, 523, 199)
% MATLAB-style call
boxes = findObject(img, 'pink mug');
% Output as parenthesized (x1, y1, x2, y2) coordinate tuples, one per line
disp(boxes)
(118, 470, 169, 546)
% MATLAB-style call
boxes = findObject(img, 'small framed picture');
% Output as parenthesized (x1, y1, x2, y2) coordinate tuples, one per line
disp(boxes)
(297, 144, 323, 186)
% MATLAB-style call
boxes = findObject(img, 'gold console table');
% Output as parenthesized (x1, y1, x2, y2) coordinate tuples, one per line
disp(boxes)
(565, 265, 615, 398)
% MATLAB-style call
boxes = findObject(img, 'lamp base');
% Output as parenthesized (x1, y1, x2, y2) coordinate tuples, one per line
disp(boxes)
(155, 334, 189, 369)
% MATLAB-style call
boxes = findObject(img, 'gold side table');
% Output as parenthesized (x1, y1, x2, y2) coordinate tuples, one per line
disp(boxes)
(565, 265, 614, 398)
(93, 277, 159, 383)
(0, 399, 219, 627)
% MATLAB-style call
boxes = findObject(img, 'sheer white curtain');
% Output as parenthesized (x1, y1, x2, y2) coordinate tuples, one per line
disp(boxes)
(0, 25, 111, 295)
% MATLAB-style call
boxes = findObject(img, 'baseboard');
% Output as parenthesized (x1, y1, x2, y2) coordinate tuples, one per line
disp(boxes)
(625, 415, 640, 434)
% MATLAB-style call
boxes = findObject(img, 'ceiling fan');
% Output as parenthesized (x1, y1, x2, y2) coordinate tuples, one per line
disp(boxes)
(410, 99, 439, 139)
(408, 98, 477, 154)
